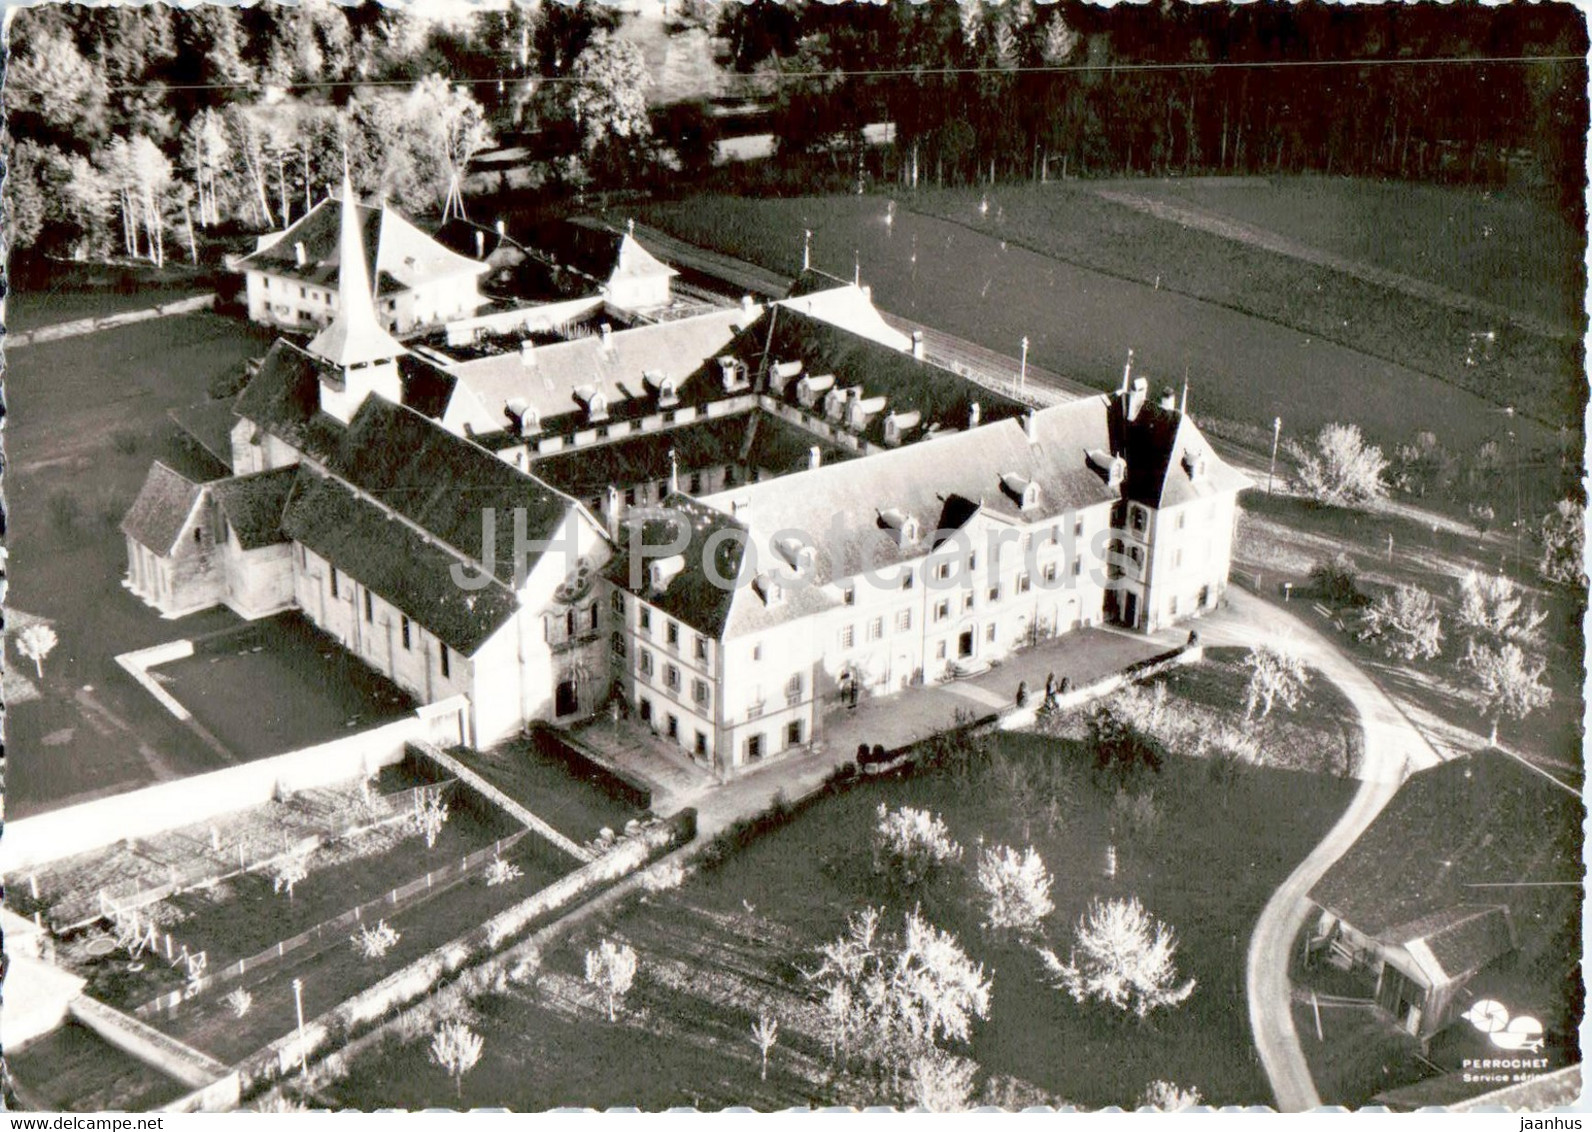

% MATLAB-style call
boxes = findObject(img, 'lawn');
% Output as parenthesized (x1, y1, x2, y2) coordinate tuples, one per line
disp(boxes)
(639, 185, 1577, 458)
(327, 720, 1358, 1109)
(455, 738, 643, 845)
(1133, 176, 1584, 331)
(1233, 490, 1585, 783)
(5, 310, 279, 816)
(5, 1022, 190, 1113)
(151, 614, 416, 762)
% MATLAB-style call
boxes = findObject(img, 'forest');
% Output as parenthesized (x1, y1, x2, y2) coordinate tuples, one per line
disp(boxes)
(4, 0, 1585, 267)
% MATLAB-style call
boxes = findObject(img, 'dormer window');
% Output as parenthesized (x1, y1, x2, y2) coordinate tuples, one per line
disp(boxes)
(880, 508, 919, 547)
(1182, 447, 1208, 481)
(575, 386, 609, 422)
(796, 372, 835, 409)
(648, 554, 685, 593)
(1001, 473, 1041, 511)
(717, 355, 749, 392)
(753, 573, 784, 606)
(882, 410, 921, 446)
(645, 371, 679, 407)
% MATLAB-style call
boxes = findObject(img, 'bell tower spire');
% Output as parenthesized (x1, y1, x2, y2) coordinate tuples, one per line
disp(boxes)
(308, 172, 405, 424)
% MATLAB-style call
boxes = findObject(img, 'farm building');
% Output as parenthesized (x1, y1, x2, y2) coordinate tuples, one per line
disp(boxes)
(1306, 749, 1583, 1046)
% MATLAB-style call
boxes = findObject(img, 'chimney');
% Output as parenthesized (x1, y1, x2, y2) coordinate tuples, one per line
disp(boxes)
(1022, 410, 1037, 442)
(1159, 387, 1178, 411)
(599, 322, 613, 349)
(294, 241, 307, 267)
(605, 484, 622, 539)
(1120, 348, 1135, 394)
(809, 446, 822, 470)
(475, 230, 486, 259)
(740, 294, 755, 317)
(519, 340, 536, 368)
(1180, 377, 1189, 415)
(1127, 377, 1149, 421)
(911, 330, 925, 360)
(968, 401, 981, 428)
(495, 218, 506, 237)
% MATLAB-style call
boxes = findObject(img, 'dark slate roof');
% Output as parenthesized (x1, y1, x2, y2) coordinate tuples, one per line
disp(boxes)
(154, 430, 233, 486)
(785, 267, 855, 299)
(122, 462, 204, 555)
(525, 411, 852, 503)
(1389, 905, 1515, 982)
(210, 468, 298, 551)
(281, 471, 519, 656)
(1112, 399, 1251, 509)
(605, 495, 747, 637)
(169, 401, 238, 468)
(541, 219, 676, 286)
(1311, 750, 1584, 947)
(232, 339, 344, 462)
(399, 354, 459, 421)
(749, 306, 1026, 447)
(327, 396, 572, 587)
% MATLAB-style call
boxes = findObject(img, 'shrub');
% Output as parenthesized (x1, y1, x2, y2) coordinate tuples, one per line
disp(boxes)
(1357, 583, 1444, 661)
(1086, 705, 1164, 790)
(584, 938, 639, 1022)
(872, 804, 963, 887)
(1288, 422, 1388, 508)
(484, 856, 523, 887)
(224, 987, 254, 1018)
(47, 491, 81, 536)
(1141, 1080, 1204, 1111)
(351, 920, 401, 960)
(638, 860, 685, 893)
(1309, 552, 1361, 605)
(1038, 895, 1195, 1021)
(110, 429, 139, 455)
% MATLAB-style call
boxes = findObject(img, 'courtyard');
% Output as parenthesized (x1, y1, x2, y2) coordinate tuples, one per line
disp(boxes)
(148, 614, 416, 763)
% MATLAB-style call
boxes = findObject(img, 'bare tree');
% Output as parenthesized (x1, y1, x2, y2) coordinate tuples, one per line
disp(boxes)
(270, 851, 311, 902)
(584, 938, 638, 1022)
(1242, 642, 1310, 721)
(1038, 895, 1195, 1021)
(412, 785, 450, 849)
(750, 1010, 779, 1081)
(17, 623, 58, 680)
(907, 1048, 979, 1112)
(1357, 583, 1444, 661)
(975, 844, 1054, 939)
(1141, 1080, 1204, 1111)
(428, 1020, 484, 1098)
(1463, 642, 1552, 745)
(1537, 499, 1586, 587)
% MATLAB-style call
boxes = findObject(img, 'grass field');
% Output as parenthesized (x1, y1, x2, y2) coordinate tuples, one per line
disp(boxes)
(154, 615, 415, 761)
(6, 1022, 190, 1113)
(4, 310, 278, 816)
(327, 721, 1357, 1109)
(455, 738, 643, 845)
(639, 179, 1579, 459)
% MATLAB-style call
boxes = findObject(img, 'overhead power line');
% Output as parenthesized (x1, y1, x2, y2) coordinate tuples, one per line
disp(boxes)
(5, 51, 1583, 96)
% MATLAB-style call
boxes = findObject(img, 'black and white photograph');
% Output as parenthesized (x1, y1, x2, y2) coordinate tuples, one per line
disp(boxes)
(0, 0, 1585, 1114)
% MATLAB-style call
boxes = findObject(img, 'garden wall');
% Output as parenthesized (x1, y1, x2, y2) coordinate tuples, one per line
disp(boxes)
(527, 724, 654, 811)
(1, 701, 467, 872)
(234, 808, 696, 1098)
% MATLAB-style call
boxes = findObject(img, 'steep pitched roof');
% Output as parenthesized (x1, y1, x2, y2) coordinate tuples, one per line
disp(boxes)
(326, 396, 573, 587)
(548, 219, 677, 289)
(1390, 905, 1515, 984)
(168, 401, 239, 469)
(776, 278, 913, 351)
(210, 467, 298, 551)
(700, 399, 1124, 639)
(605, 495, 747, 637)
(1114, 401, 1251, 508)
(445, 307, 753, 432)
(237, 192, 486, 295)
(307, 177, 407, 369)
(122, 462, 205, 555)
(281, 470, 520, 656)
(1311, 750, 1583, 947)
(750, 306, 1026, 447)
(525, 411, 852, 504)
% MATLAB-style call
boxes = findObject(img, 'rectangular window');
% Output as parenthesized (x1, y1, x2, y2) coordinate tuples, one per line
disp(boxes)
(936, 641, 947, 660)
(640, 608, 651, 632)
(589, 605, 600, 633)
(1073, 558, 1082, 577)
(935, 561, 952, 581)
(401, 616, 411, 650)
(1017, 572, 1031, 594)
(752, 643, 763, 661)
(840, 625, 855, 649)
(611, 590, 625, 615)
(330, 568, 340, 598)
(666, 664, 681, 691)
(1074, 518, 1085, 538)
(901, 569, 914, 591)
(786, 672, 803, 701)
(896, 609, 912, 632)
(639, 698, 652, 723)
(967, 552, 978, 572)
(746, 734, 765, 761)
(962, 592, 975, 613)
(1177, 511, 1187, 530)
(364, 589, 373, 622)
(439, 646, 450, 678)
(986, 623, 997, 643)
(666, 621, 680, 648)
(934, 599, 950, 622)
(1173, 549, 1184, 569)
(1131, 506, 1147, 533)
(695, 731, 708, 757)
(842, 585, 856, 606)
(786, 720, 804, 748)
(689, 472, 702, 494)
(639, 650, 654, 678)
(988, 584, 1001, 603)
(1043, 563, 1058, 584)
(625, 487, 636, 506)
(869, 616, 884, 641)
(693, 678, 709, 706)
(667, 714, 679, 740)
(695, 636, 709, 661)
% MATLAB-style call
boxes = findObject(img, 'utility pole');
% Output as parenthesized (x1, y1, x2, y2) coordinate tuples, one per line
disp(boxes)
(292, 977, 309, 1084)
(1268, 417, 1282, 496)
(802, 228, 811, 272)
(1019, 336, 1029, 393)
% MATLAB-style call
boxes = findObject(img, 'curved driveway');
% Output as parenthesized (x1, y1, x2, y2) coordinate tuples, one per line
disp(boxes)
(1194, 590, 1442, 1111)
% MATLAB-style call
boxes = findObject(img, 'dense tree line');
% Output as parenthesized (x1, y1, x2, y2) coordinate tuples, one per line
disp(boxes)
(3, 0, 629, 259)
(722, 0, 1586, 221)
